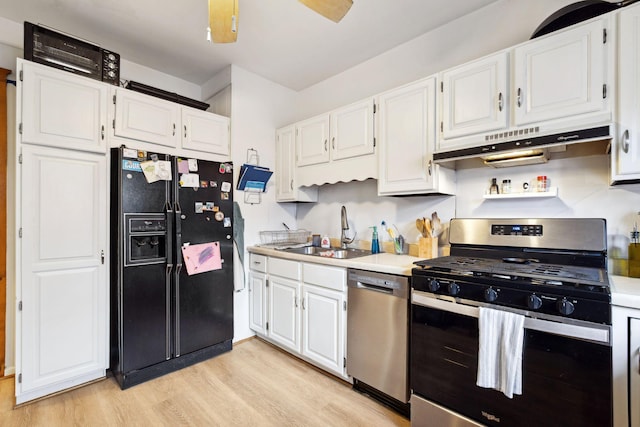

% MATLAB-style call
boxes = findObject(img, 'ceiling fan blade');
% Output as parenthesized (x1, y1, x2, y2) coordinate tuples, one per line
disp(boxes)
(209, 0, 239, 43)
(299, 0, 353, 23)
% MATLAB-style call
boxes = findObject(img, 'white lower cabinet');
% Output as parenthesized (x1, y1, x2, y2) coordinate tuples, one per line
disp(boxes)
(249, 254, 347, 379)
(268, 275, 302, 353)
(612, 305, 640, 427)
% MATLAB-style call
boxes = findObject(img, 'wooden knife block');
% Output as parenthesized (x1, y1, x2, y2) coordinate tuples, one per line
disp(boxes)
(418, 237, 438, 259)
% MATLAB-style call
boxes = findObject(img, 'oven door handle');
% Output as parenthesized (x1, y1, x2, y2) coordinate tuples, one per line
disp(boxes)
(412, 291, 610, 345)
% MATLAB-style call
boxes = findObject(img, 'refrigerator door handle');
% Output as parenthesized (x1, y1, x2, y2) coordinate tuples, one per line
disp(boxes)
(166, 204, 174, 266)
(175, 264, 182, 357)
(165, 263, 173, 360)
(174, 202, 182, 235)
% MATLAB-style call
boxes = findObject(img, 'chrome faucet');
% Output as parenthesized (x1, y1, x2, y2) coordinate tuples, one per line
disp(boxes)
(340, 205, 355, 249)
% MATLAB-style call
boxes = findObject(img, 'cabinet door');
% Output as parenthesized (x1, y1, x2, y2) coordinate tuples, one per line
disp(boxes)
(21, 61, 107, 153)
(268, 276, 301, 353)
(441, 52, 509, 142)
(613, 5, 640, 181)
(181, 107, 230, 156)
(377, 77, 437, 195)
(276, 126, 296, 201)
(248, 271, 267, 335)
(513, 19, 606, 126)
(301, 284, 344, 376)
(113, 88, 180, 147)
(18, 145, 107, 403)
(330, 98, 375, 161)
(631, 317, 640, 427)
(296, 114, 330, 167)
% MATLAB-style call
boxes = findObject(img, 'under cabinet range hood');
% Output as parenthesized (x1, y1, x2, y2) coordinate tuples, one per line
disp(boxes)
(434, 125, 611, 166)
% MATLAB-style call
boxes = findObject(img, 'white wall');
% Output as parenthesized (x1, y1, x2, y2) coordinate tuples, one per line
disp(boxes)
(294, 0, 576, 120)
(227, 65, 299, 341)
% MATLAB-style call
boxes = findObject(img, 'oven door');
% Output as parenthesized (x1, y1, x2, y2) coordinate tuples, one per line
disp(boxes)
(410, 291, 612, 427)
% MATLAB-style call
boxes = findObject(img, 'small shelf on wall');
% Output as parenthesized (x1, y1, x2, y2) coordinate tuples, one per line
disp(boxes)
(483, 187, 558, 200)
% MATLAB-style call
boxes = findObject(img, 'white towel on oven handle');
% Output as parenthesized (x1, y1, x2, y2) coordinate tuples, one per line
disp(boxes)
(476, 306, 525, 399)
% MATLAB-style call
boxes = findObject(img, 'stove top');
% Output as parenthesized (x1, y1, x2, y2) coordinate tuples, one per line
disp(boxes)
(411, 218, 611, 324)
(414, 255, 609, 290)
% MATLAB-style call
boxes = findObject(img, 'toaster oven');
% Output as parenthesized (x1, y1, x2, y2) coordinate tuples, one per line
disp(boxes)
(24, 21, 120, 86)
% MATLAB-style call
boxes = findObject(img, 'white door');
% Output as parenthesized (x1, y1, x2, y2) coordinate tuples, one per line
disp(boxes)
(377, 77, 437, 195)
(248, 271, 267, 335)
(296, 114, 330, 167)
(301, 284, 344, 376)
(268, 276, 301, 353)
(613, 4, 640, 182)
(440, 51, 509, 144)
(330, 98, 375, 161)
(113, 88, 180, 148)
(181, 107, 230, 156)
(18, 145, 107, 403)
(20, 61, 107, 153)
(275, 126, 296, 201)
(513, 19, 606, 126)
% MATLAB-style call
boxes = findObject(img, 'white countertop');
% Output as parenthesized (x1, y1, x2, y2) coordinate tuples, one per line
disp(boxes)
(611, 275, 640, 309)
(248, 246, 423, 276)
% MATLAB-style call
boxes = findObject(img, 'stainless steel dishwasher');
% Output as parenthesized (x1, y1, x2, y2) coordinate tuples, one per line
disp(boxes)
(346, 268, 409, 415)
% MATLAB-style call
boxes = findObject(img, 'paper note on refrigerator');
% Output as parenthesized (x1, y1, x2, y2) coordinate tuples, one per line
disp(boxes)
(140, 160, 172, 183)
(180, 173, 200, 188)
(181, 242, 222, 275)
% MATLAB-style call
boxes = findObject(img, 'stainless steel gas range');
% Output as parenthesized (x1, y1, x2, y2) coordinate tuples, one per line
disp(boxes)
(410, 218, 612, 427)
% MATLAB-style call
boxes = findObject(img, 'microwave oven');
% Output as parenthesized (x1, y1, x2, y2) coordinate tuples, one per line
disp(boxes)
(24, 22, 120, 86)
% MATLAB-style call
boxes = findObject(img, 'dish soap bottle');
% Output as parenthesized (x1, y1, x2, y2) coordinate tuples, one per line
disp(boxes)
(370, 226, 380, 254)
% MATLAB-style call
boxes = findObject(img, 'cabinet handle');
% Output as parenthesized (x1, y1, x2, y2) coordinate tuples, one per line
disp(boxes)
(302, 298, 306, 310)
(295, 297, 298, 308)
(101, 125, 105, 140)
(498, 92, 503, 112)
(427, 160, 432, 176)
(332, 137, 335, 149)
(100, 250, 105, 264)
(184, 125, 187, 138)
(622, 129, 630, 154)
(324, 139, 328, 151)
(517, 88, 522, 108)
(290, 179, 294, 190)
(173, 123, 176, 136)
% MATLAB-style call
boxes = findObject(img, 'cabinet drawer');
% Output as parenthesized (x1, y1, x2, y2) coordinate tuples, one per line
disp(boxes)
(303, 263, 346, 291)
(249, 254, 267, 273)
(269, 257, 301, 280)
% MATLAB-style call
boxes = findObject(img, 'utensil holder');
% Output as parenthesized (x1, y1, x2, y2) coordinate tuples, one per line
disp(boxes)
(418, 237, 438, 259)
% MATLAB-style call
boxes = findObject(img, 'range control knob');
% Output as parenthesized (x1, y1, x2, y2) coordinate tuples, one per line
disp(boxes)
(448, 282, 460, 296)
(484, 287, 498, 302)
(527, 294, 543, 310)
(428, 279, 440, 292)
(557, 298, 575, 316)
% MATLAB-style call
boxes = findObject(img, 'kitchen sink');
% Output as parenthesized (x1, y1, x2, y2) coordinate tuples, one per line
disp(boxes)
(280, 246, 373, 259)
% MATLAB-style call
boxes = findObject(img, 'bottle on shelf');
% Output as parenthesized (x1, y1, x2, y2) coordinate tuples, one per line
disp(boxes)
(489, 178, 500, 194)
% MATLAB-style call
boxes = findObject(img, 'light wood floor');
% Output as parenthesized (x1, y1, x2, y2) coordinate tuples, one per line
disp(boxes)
(0, 338, 409, 426)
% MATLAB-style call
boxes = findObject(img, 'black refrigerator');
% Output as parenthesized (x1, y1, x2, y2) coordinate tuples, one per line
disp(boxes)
(110, 146, 234, 389)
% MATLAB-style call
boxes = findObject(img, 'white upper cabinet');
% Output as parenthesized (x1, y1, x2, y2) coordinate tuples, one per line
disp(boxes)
(440, 51, 509, 143)
(377, 77, 455, 196)
(513, 18, 606, 126)
(276, 125, 318, 202)
(20, 60, 108, 153)
(112, 88, 231, 158)
(181, 106, 230, 156)
(613, 3, 640, 183)
(113, 88, 180, 148)
(292, 98, 377, 187)
(330, 98, 375, 161)
(296, 114, 331, 167)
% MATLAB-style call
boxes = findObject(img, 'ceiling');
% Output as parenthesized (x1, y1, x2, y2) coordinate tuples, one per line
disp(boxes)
(0, 0, 499, 91)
